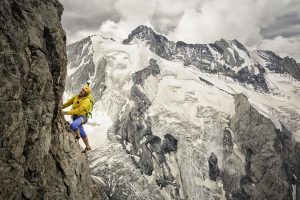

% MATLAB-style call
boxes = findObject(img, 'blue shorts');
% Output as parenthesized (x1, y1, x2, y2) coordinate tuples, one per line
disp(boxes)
(70, 116, 87, 138)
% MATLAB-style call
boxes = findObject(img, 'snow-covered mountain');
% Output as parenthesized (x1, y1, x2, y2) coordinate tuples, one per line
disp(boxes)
(65, 26, 300, 200)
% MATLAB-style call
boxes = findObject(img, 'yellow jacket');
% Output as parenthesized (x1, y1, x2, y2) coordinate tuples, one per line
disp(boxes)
(63, 94, 94, 116)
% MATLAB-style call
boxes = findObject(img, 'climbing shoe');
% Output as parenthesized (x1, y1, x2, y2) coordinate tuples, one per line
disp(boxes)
(75, 135, 80, 142)
(82, 147, 91, 153)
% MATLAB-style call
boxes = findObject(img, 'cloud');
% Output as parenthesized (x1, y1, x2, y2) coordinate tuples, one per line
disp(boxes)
(259, 35, 300, 62)
(167, 0, 292, 45)
(150, 0, 204, 33)
(60, 0, 120, 44)
(98, 0, 156, 42)
(261, 12, 300, 39)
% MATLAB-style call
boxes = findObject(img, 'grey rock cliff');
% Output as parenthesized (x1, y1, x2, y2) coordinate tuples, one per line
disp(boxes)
(0, 1, 99, 199)
(224, 94, 300, 200)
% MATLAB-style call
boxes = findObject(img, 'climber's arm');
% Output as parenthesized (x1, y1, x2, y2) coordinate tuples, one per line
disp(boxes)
(65, 99, 89, 115)
(63, 96, 76, 109)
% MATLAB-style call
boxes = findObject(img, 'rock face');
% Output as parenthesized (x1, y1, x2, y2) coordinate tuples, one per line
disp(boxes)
(0, 1, 98, 199)
(258, 50, 300, 82)
(66, 36, 95, 93)
(225, 94, 300, 200)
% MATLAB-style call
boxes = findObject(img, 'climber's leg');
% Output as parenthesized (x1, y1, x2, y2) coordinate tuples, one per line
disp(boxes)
(70, 116, 83, 141)
(79, 125, 91, 152)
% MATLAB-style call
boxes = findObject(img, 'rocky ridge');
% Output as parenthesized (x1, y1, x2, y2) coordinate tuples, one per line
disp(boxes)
(123, 25, 300, 92)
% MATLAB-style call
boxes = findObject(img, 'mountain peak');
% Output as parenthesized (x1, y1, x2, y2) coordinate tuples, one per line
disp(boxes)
(123, 25, 169, 45)
(132, 25, 155, 34)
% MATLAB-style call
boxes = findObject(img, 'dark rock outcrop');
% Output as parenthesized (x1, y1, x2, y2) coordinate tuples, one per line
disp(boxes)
(258, 50, 300, 81)
(223, 94, 300, 200)
(132, 58, 160, 85)
(161, 134, 178, 154)
(208, 153, 220, 181)
(275, 124, 300, 200)
(0, 1, 99, 199)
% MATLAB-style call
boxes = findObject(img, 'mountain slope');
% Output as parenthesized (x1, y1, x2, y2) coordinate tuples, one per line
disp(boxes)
(65, 28, 300, 199)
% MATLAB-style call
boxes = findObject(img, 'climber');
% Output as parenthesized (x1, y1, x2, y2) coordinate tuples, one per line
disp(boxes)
(62, 84, 95, 153)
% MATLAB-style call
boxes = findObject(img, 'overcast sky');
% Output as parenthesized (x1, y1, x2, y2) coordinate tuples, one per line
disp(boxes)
(60, 0, 300, 62)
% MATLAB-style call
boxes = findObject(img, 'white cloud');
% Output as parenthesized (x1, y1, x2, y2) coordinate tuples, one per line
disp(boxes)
(98, 0, 156, 42)
(150, 0, 205, 33)
(99, 20, 143, 42)
(258, 35, 300, 62)
(167, 0, 291, 45)
(114, 0, 156, 21)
